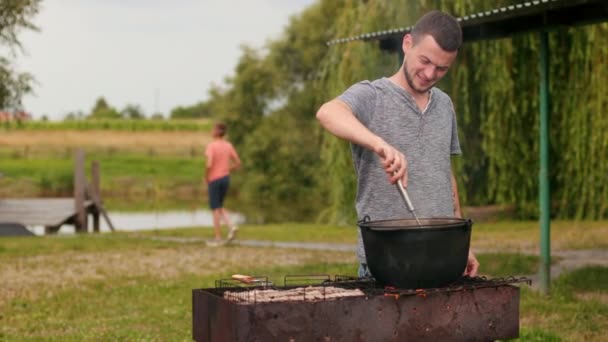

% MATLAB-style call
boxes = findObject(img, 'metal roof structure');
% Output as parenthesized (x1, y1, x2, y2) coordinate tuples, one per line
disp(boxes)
(327, 0, 608, 49)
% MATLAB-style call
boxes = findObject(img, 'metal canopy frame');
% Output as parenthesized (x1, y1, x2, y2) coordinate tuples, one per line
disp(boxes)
(326, 0, 608, 295)
(327, 0, 608, 47)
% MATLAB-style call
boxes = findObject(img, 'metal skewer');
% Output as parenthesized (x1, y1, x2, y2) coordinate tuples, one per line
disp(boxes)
(396, 180, 422, 227)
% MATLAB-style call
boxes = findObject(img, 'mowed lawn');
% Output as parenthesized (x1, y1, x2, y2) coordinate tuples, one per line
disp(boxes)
(0, 221, 607, 341)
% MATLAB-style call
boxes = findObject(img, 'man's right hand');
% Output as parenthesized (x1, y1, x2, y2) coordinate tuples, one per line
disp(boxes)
(374, 138, 408, 185)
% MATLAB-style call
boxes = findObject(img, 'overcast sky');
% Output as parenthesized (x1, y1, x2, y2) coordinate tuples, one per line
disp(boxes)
(16, 0, 317, 120)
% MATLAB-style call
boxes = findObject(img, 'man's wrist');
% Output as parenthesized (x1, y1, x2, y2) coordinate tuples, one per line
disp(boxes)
(370, 135, 385, 154)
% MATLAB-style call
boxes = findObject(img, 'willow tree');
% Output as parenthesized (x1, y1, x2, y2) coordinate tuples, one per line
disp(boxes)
(318, 0, 608, 222)
(200, 1, 351, 222)
(0, 0, 40, 110)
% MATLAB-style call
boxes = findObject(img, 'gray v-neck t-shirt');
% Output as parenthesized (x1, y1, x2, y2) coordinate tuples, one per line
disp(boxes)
(338, 77, 462, 263)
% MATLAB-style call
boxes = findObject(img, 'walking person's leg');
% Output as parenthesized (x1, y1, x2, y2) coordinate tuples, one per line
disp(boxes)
(216, 176, 238, 241)
(212, 209, 222, 241)
(208, 178, 223, 241)
(219, 208, 233, 228)
(222, 208, 238, 241)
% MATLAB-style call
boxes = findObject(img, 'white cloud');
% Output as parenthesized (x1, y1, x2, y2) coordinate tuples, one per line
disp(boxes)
(16, 0, 316, 119)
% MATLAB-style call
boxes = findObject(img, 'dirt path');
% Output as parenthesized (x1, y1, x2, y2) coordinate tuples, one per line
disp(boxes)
(522, 249, 608, 289)
(144, 235, 608, 282)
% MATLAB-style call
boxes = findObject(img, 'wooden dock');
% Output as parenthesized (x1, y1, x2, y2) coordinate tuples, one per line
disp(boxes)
(0, 150, 114, 235)
(0, 198, 95, 227)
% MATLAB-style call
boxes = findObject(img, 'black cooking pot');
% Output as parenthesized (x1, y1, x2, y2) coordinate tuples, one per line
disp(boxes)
(359, 217, 473, 289)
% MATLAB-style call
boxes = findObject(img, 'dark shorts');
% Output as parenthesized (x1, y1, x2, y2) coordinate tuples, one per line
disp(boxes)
(208, 175, 230, 210)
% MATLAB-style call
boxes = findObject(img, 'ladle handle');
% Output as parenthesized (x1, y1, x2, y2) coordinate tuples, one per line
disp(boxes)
(396, 180, 415, 213)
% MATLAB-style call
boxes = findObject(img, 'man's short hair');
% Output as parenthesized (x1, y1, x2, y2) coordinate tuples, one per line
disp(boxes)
(215, 122, 226, 137)
(411, 10, 462, 52)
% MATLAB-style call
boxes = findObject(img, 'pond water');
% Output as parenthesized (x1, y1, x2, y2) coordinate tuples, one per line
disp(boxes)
(29, 210, 245, 235)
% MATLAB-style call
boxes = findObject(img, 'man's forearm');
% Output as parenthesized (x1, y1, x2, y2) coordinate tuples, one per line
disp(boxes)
(451, 174, 462, 218)
(316, 99, 382, 152)
(316, 98, 410, 185)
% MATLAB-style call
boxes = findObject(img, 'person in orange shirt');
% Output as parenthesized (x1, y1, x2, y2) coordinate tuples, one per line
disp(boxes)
(205, 122, 241, 244)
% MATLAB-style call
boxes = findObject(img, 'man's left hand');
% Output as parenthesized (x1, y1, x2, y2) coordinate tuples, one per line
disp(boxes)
(463, 250, 479, 277)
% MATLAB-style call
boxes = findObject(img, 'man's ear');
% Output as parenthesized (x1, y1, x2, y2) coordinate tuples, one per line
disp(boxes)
(402, 34, 412, 55)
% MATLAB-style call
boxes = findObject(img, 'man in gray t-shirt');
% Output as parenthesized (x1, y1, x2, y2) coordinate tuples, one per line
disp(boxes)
(316, 10, 479, 278)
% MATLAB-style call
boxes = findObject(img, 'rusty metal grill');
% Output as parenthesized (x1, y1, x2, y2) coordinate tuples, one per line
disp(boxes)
(194, 274, 530, 341)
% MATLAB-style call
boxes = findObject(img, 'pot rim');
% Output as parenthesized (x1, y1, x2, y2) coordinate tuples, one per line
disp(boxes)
(359, 217, 472, 231)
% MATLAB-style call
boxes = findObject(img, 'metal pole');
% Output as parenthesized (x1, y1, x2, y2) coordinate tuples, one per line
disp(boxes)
(538, 31, 551, 295)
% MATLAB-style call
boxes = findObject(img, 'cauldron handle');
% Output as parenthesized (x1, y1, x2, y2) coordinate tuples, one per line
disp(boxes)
(357, 215, 371, 225)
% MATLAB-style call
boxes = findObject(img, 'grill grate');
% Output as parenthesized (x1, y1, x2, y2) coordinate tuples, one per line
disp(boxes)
(213, 274, 531, 304)
(215, 276, 273, 289)
(284, 274, 331, 287)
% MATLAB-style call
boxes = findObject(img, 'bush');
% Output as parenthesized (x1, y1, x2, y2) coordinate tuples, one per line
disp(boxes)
(236, 113, 326, 223)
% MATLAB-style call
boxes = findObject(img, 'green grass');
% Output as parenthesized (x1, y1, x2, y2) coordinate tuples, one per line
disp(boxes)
(1, 260, 605, 341)
(0, 261, 355, 341)
(518, 266, 608, 341)
(0, 150, 204, 187)
(0, 150, 205, 209)
(0, 232, 606, 341)
(554, 266, 608, 294)
(517, 329, 564, 341)
(477, 253, 541, 277)
(0, 273, 216, 341)
(0, 234, 179, 259)
(138, 223, 359, 243)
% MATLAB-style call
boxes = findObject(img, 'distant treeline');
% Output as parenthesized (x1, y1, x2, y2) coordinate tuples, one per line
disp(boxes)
(1, 119, 212, 131)
(56, 97, 214, 121)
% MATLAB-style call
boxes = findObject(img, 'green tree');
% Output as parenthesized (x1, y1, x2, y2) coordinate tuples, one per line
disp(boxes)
(121, 104, 145, 119)
(170, 102, 212, 119)
(150, 112, 165, 120)
(205, 1, 349, 222)
(91, 97, 109, 113)
(198, 45, 281, 146)
(0, 0, 40, 110)
(89, 97, 120, 119)
(64, 111, 84, 121)
(238, 112, 322, 222)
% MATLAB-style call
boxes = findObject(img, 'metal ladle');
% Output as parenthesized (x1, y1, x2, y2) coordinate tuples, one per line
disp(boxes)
(396, 180, 422, 227)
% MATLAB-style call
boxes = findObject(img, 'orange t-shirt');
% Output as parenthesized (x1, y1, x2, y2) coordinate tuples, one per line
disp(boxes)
(205, 140, 237, 182)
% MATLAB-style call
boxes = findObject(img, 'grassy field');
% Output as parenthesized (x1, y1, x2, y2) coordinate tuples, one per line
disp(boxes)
(0, 130, 211, 154)
(0, 129, 212, 209)
(1, 223, 606, 341)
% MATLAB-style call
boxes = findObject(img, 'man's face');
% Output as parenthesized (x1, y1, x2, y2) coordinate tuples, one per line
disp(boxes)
(402, 34, 457, 94)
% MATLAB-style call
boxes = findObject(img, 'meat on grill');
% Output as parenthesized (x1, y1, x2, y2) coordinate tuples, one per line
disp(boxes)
(224, 286, 365, 303)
